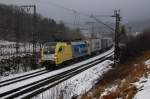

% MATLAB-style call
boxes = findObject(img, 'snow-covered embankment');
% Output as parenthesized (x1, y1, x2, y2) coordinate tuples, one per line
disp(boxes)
(33, 60, 113, 99)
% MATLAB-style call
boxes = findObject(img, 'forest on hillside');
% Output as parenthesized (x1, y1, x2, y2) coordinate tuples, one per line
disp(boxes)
(120, 28, 150, 63)
(0, 4, 83, 42)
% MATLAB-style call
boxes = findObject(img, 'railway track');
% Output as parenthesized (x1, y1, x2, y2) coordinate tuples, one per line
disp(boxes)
(0, 68, 47, 87)
(0, 48, 114, 99)
(21, 54, 113, 99)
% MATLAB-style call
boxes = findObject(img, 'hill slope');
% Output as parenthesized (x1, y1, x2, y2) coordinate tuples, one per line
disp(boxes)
(81, 50, 150, 99)
(0, 3, 83, 42)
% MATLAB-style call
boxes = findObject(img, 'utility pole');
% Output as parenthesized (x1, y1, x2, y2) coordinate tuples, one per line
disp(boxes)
(90, 11, 121, 66)
(14, 9, 20, 57)
(19, 5, 37, 66)
(86, 22, 96, 38)
(113, 10, 121, 66)
(14, 7, 20, 71)
(73, 11, 79, 29)
(33, 5, 37, 64)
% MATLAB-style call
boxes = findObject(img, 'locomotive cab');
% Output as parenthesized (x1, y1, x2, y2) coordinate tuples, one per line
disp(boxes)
(40, 42, 72, 69)
(40, 42, 56, 68)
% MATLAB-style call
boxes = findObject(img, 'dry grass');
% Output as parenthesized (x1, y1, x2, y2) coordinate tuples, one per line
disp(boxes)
(81, 50, 150, 99)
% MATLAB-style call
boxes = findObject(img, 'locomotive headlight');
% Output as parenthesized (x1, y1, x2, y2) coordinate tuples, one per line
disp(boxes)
(54, 56, 58, 62)
(54, 55, 57, 59)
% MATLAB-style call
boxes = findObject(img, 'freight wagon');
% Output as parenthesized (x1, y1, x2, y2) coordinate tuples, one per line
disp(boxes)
(90, 39, 102, 54)
(101, 37, 113, 50)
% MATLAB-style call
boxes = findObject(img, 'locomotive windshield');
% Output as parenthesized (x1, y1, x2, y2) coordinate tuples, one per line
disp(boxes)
(43, 42, 56, 54)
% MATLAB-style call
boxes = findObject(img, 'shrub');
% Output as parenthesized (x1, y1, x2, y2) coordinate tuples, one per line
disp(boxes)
(120, 29, 150, 63)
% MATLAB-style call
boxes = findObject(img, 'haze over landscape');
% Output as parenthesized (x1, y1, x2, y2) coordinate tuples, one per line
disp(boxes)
(0, 0, 150, 23)
(0, 1, 150, 99)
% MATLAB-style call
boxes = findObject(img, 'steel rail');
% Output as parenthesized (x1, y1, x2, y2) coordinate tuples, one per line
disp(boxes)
(1, 51, 113, 99)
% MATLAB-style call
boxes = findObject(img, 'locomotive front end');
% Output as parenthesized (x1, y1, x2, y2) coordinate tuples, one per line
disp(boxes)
(40, 42, 57, 69)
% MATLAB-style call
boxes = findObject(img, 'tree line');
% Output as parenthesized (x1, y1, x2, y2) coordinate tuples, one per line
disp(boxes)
(0, 3, 83, 43)
(120, 28, 150, 63)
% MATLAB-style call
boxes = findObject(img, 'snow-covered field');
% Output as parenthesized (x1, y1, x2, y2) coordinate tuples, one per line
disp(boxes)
(0, 40, 42, 77)
(133, 59, 150, 99)
(0, 40, 41, 60)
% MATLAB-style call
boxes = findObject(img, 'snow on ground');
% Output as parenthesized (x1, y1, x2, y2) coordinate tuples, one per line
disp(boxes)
(99, 85, 118, 98)
(32, 60, 113, 99)
(133, 59, 150, 99)
(0, 48, 113, 95)
(0, 40, 15, 45)
(0, 40, 41, 60)
(133, 74, 150, 99)
(0, 40, 42, 77)
(0, 68, 45, 81)
(145, 59, 150, 68)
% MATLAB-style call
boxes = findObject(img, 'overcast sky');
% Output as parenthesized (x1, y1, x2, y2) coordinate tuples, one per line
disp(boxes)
(0, 0, 150, 23)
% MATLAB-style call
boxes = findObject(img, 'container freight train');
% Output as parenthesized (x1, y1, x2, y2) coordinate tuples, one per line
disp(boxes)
(39, 38, 113, 69)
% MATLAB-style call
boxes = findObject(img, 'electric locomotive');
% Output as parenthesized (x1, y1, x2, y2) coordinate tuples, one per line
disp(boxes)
(40, 38, 113, 69)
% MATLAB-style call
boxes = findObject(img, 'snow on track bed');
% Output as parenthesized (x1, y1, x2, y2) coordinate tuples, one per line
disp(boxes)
(0, 48, 114, 98)
(0, 52, 112, 98)
(0, 70, 48, 87)
(30, 60, 113, 99)
(15, 55, 111, 99)
(0, 68, 45, 81)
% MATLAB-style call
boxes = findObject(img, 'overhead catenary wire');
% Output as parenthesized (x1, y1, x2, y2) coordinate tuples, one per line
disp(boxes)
(36, 0, 115, 32)
(90, 14, 115, 31)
